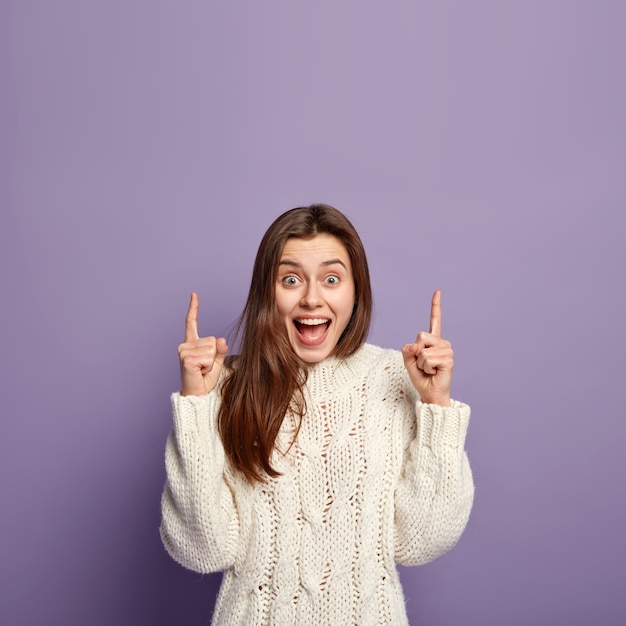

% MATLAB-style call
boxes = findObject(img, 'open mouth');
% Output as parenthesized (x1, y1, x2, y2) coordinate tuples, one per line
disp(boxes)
(294, 318, 331, 345)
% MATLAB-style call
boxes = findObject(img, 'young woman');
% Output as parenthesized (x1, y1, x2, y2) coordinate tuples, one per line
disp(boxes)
(160, 204, 474, 626)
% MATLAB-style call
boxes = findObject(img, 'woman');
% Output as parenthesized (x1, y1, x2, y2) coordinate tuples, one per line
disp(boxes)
(161, 204, 474, 625)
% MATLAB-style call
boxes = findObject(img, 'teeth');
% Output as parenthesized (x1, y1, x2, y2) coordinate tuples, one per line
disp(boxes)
(297, 318, 329, 326)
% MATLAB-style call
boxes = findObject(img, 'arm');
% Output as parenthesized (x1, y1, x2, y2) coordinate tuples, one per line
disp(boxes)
(160, 391, 240, 573)
(160, 292, 238, 572)
(395, 289, 474, 564)
(394, 396, 474, 566)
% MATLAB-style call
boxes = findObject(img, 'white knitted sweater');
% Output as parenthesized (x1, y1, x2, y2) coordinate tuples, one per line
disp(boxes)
(161, 343, 474, 625)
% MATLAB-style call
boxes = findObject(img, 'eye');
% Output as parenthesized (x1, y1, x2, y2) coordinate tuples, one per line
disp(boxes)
(324, 275, 340, 285)
(282, 275, 299, 286)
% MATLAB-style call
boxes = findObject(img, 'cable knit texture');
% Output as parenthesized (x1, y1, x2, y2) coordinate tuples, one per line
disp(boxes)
(161, 344, 474, 625)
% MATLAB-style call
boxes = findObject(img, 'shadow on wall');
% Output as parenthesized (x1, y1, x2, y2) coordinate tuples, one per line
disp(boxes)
(125, 455, 222, 626)
(105, 432, 222, 625)
(151, 550, 221, 625)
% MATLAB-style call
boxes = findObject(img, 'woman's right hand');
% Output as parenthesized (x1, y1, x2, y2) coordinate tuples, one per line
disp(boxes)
(178, 292, 229, 396)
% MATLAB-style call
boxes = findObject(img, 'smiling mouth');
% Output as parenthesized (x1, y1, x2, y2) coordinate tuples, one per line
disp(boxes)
(294, 318, 331, 345)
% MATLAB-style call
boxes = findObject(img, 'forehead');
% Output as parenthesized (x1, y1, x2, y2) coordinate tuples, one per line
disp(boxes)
(280, 233, 351, 264)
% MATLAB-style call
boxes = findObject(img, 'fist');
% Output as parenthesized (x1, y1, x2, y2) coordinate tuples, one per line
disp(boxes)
(178, 292, 228, 396)
(401, 290, 453, 407)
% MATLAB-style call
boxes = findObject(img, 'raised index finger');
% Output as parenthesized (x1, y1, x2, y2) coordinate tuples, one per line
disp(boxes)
(429, 289, 442, 337)
(184, 292, 200, 342)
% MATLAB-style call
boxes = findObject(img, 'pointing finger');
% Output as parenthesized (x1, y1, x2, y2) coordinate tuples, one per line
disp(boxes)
(429, 290, 442, 337)
(184, 292, 200, 342)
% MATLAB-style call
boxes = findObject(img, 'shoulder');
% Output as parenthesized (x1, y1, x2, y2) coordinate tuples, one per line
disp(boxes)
(353, 343, 404, 372)
(306, 344, 415, 402)
(349, 343, 411, 389)
(343, 344, 417, 412)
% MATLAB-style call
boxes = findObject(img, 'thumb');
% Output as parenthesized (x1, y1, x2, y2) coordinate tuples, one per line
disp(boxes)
(401, 343, 419, 370)
(401, 343, 415, 362)
(214, 337, 229, 367)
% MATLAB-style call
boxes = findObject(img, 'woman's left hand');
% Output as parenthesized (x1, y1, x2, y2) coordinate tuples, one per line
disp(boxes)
(402, 290, 453, 407)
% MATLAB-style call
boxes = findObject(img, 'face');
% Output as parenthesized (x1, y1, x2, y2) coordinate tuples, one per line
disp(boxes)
(275, 233, 356, 364)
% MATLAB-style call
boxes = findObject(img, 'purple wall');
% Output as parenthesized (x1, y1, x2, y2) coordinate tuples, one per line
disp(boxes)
(2, 1, 625, 624)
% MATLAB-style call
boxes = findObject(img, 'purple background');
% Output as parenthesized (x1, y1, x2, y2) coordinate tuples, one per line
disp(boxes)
(2, 1, 625, 624)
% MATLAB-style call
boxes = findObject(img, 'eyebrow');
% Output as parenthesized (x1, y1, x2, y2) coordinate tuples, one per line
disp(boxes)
(278, 258, 348, 270)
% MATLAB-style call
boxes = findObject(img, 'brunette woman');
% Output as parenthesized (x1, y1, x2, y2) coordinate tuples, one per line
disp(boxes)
(161, 204, 474, 626)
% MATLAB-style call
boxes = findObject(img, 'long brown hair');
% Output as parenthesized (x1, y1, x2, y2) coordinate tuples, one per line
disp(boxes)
(219, 204, 372, 483)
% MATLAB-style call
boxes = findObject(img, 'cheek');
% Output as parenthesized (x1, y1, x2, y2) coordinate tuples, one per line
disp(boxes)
(335, 289, 356, 323)
(345, 286, 357, 312)
(275, 289, 295, 317)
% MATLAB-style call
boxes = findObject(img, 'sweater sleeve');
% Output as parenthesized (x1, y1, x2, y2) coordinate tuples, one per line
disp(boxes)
(160, 392, 239, 573)
(393, 391, 474, 566)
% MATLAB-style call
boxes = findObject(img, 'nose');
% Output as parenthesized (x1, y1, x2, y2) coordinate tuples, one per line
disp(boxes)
(300, 281, 322, 308)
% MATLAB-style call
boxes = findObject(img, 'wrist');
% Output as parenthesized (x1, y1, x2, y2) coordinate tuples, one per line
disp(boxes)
(420, 394, 451, 407)
(181, 385, 209, 397)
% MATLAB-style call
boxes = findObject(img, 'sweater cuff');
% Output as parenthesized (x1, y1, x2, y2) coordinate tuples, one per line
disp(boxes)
(415, 399, 470, 451)
(170, 391, 221, 435)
